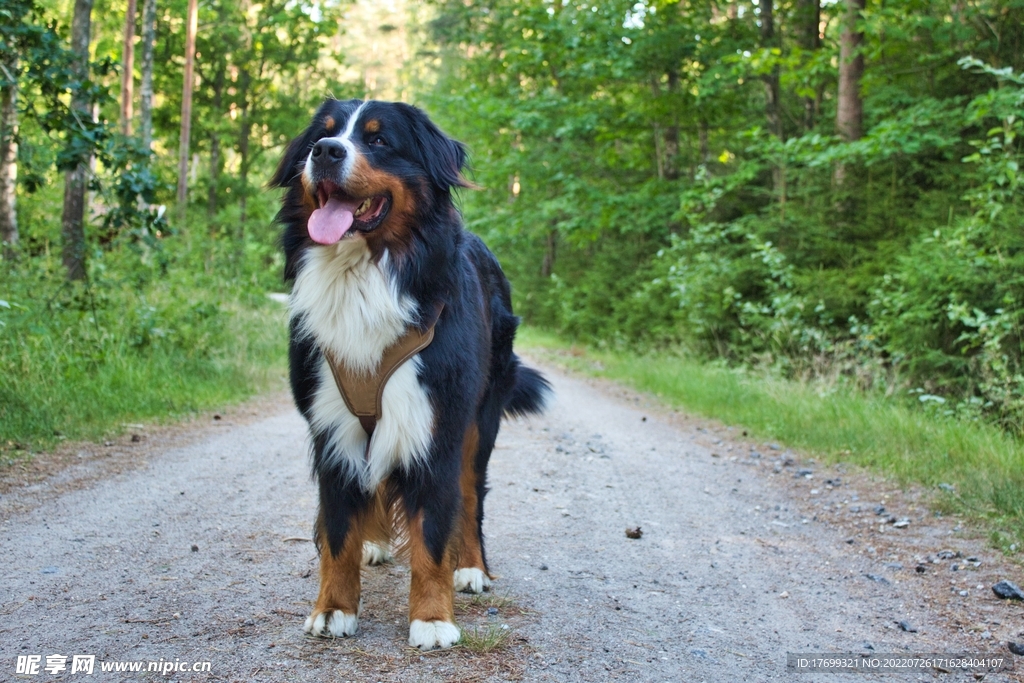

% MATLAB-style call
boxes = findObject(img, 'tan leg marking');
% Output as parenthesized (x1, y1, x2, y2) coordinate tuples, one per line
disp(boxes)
(454, 424, 492, 593)
(303, 513, 364, 637)
(407, 511, 460, 649)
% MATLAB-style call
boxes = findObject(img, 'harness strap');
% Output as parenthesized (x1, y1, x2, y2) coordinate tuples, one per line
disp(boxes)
(322, 303, 443, 458)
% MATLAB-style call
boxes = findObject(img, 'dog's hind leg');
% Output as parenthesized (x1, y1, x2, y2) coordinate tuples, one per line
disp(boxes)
(454, 423, 492, 594)
(361, 540, 393, 566)
(304, 475, 368, 638)
(361, 483, 394, 566)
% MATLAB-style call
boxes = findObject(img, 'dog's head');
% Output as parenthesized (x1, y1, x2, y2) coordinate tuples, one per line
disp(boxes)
(272, 99, 470, 265)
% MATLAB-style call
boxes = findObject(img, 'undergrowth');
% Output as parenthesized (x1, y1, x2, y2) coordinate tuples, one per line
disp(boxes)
(0, 207, 289, 459)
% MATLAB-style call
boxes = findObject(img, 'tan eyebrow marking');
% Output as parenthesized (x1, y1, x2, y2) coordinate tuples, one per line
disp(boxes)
(364, 119, 380, 134)
(324, 116, 335, 132)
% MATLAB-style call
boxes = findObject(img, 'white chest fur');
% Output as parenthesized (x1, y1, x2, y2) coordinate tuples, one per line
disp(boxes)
(290, 241, 435, 490)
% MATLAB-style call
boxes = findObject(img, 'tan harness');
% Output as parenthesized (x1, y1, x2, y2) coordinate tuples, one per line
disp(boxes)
(322, 304, 443, 456)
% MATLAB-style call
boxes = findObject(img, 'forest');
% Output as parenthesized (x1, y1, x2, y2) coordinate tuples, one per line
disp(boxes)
(1, 0, 1023, 448)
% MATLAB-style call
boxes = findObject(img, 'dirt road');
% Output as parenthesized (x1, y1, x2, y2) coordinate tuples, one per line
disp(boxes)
(1, 360, 1021, 682)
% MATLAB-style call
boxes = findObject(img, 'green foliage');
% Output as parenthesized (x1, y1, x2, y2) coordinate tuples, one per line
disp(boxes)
(1, 0, 360, 450)
(869, 60, 1024, 430)
(5, 0, 1024, 457)
(424, 0, 1024, 434)
(0, 217, 288, 454)
(96, 137, 168, 246)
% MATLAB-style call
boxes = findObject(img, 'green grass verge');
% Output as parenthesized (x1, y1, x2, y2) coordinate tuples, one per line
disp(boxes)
(1, 299, 288, 457)
(517, 327, 1024, 553)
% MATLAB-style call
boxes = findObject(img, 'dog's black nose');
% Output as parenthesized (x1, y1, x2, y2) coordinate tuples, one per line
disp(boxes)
(311, 139, 346, 163)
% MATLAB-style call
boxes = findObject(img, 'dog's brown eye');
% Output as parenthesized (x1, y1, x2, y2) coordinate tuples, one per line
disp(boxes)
(369, 135, 387, 147)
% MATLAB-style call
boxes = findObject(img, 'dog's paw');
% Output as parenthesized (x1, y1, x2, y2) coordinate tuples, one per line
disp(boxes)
(453, 567, 491, 594)
(408, 619, 460, 650)
(303, 610, 358, 638)
(361, 541, 393, 566)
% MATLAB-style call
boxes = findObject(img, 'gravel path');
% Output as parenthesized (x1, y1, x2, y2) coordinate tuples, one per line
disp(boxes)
(1, 360, 1021, 682)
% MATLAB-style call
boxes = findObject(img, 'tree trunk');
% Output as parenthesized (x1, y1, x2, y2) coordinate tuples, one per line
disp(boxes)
(796, 0, 820, 130)
(175, 0, 198, 219)
(834, 0, 865, 187)
(653, 122, 663, 180)
(62, 166, 87, 280)
(238, 107, 250, 226)
(698, 117, 709, 166)
(760, 0, 782, 142)
(120, 0, 137, 135)
(663, 70, 680, 181)
(761, 0, 786, 209)
(207, 137, 220, 217)
(651, 72, 680, 181)
(541, 229, 556, 278)
(797, 0, 821, 50)
(237, 67, 252, 229)
(207, 58, 225, 217)
(61, 0, 94, 281)
(0, 58, 18, 257)
(836, 0, 865, 142)
(138, 0, 156, 149)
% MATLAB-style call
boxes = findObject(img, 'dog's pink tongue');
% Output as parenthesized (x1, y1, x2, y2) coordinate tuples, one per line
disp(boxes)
(308, 197, 358, 245)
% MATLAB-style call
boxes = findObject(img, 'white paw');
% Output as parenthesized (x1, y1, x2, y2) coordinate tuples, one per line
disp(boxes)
(361, 541, 393, 566)
(408, 619, 460, 650)
(453, 567, 491, 594)
(303, 610, 358, 638)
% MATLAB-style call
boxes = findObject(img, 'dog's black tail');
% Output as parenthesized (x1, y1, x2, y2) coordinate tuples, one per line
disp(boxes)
(504, 358, 552, 418)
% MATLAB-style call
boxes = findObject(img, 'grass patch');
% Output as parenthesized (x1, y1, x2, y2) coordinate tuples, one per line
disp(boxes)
(517, 327, 1024, 553)
(464, 592, 515, 610)
(1, 241, 290, 459)
(458, 624, 515, 653)
(0, 299, 288, 457)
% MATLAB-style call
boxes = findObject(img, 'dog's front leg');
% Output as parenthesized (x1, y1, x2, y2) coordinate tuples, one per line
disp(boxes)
(405, 484, 461, 650)
(304, 475, 367, 638)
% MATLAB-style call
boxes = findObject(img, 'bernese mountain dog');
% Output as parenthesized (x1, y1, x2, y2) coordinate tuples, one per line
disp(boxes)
(270, 99, 550, 650)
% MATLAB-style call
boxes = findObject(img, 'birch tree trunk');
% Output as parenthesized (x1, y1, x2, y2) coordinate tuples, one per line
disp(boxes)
(237, 65, 251, 229)
(238, 103, 250, 226)
(61, 0, 94, 281)
(138, 0, 156, 149)
(120, 0, 137, 135)
(0, 58, 18, 257)
(175, 0, 198, 219)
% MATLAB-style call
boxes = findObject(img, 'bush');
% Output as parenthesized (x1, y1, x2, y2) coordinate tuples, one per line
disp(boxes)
(0, 204, 289, 453)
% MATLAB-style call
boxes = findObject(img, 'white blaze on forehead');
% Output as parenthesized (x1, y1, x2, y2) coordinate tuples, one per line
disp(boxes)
(334, 101, 369, 181)
(303, 101, 368, 185)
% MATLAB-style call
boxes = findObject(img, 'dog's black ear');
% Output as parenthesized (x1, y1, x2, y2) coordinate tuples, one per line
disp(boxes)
(400, 103, 473, 193)
(270, 124, 317, 189)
